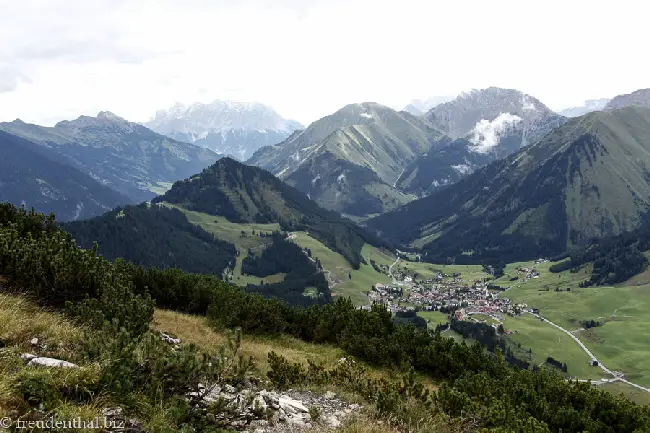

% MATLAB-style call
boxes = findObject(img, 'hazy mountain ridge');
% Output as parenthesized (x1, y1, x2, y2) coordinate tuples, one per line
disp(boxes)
(0, 112, 219, 202)
(145, 101, 303, 160)
(0, 130, 131, 220)
(248, 102, 443, 217)
(368, 106, 650, 263)
(559, 98, 610, 117)
(401, 96, 455, 116)
(605, 89, 650, 111)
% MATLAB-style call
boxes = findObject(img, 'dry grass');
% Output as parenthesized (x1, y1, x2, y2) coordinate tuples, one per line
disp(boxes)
(0, 293, 83, 353)
(152, 309, 347, 376)
(152, 309, 439, 390)
(0, 293, 87, 417)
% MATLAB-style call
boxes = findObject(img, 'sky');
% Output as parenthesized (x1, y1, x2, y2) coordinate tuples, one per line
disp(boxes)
(0, 0, 648, 127)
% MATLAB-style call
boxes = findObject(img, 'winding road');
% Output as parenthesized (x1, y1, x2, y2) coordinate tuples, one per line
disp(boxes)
(530, 312, 650, 394)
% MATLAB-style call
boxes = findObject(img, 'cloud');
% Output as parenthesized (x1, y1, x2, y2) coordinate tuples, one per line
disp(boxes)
(469, 113, 522, 153)
(0, 0, 648, 126)
(0, 65, 29, 93)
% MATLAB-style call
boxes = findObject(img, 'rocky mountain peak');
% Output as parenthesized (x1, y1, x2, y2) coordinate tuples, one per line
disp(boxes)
(55, 111, 135, 133)
(605, 88, 650, 111)
(144, 100, 303, 160)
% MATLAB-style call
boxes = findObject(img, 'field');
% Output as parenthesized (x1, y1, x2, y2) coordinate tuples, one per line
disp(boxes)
(165, 203, 287, 285)
(416, 310, 450, 328)
(501, 314, 609, 381)
(492, 259, 650, 388)
(291, 231, 395, 306)
(396, 260, 489, 282)
(598, 381, 650, 406)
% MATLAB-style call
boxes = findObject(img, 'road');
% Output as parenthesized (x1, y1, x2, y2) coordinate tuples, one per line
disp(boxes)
(388, 256, 400, 283)
(530, 312, 650, 394)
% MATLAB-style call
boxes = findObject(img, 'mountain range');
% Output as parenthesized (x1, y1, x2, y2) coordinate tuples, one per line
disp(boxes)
(559, 98, 611, 117)
(401, 96, 455, 116)
(145, 101, 303, 160)
(0, 130, 129, 221)
(368, 106, 650, 263)
(605, 88, 650, 111)
(0, 112, 219, 203)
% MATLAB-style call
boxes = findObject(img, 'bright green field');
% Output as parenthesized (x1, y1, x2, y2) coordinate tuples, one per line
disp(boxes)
(494, 259, 650, 388)
(165, 203, 286, 285)
(291, 231, 395, 306)
(417, 311, 450, 328)
(598, 381, 650, 406)
(395, 260, 489, 282)
(502, 314, 608, 381)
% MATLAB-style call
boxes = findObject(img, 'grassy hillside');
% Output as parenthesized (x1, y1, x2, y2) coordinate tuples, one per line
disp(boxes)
(290, 232, 395, 306)
(369, 106, 650, 263)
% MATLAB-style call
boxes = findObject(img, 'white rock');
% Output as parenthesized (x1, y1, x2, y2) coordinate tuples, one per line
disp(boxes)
(324, 391, 336, 399)
(27, 357, 77, 368)
(278, 396, 308, 413)
(30, 338, 39, 346)
(325, 415, 341, 428)
(251, 395, 267, 412)
(20, 353, 38, 361)
(160, 332, 181, 345)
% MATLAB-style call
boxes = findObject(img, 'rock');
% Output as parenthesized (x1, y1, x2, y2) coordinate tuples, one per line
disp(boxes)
(278, 397, 308, 414)
(27, 357, 77, 368)
(349, 403, 360, 410)
(251, 395, 268, 412)
(160, 332, 181, 345)
(325, 415, 341, 428)
(20, 353, 38, 362)
(324, 391, 336, 399)
(30, 337, 39, 346)
(224, 384, 237, 394)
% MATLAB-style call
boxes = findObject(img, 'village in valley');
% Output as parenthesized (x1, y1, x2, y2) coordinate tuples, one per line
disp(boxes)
(364, 254, 547, 329)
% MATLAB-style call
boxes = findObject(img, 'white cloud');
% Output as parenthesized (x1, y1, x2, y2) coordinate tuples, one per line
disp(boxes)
(470, 113, 522, 153)
(0, 0, 648, 126)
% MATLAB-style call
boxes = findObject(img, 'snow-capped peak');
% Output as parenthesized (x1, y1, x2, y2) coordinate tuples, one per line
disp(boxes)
(144, 100, 304, 160)
(146, 100, 302, 134)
